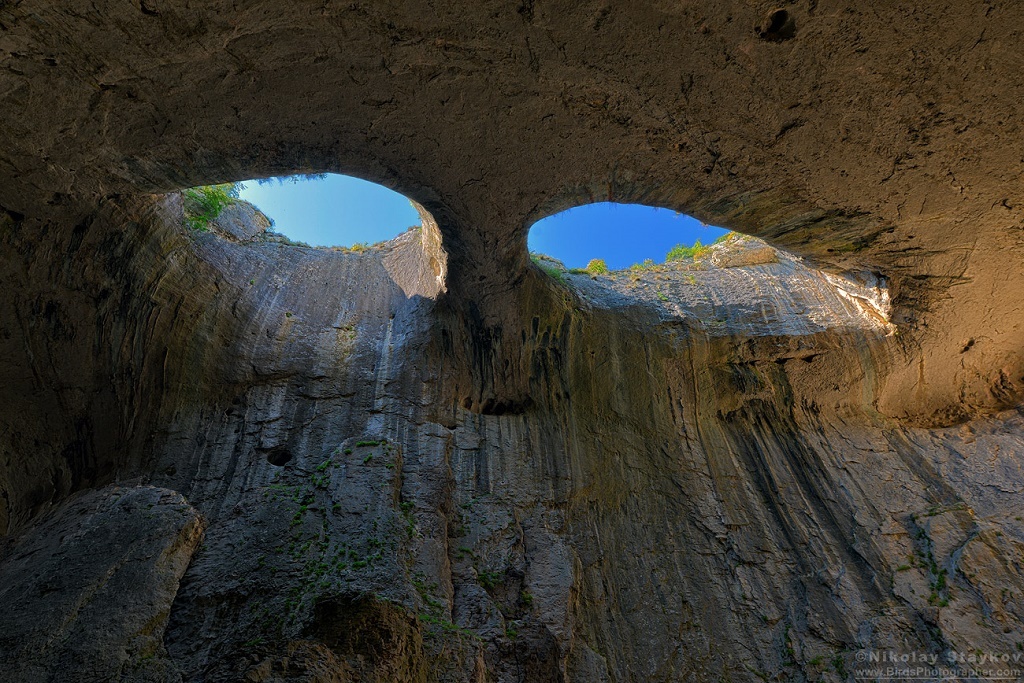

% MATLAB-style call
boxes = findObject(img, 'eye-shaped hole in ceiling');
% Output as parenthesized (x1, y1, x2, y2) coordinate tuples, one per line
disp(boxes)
(526, 201, 894, 336)
(527, 202, 730, 273)
(180, 173, 422, 249)
(177, 173, 447, 299)
(238, 173, 421, 248)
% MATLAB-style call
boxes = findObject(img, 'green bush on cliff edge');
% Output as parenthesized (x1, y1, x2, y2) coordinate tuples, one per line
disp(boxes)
(665, 239, 709, 262)
(182, 183, 240, 231)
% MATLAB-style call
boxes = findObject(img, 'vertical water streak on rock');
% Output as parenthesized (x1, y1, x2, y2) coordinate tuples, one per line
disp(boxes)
(368, 315, 395, 436)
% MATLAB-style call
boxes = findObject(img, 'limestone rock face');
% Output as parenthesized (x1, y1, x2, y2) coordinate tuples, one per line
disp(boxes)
(212, 201, 273, 243)
(706, 236, 778, 269)
(0, 485, 204, 682)
(1, 1, 1024, 681)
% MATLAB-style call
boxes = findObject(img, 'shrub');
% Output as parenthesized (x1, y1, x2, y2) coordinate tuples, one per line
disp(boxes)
(585, 258, 609, 275)
(665, 239, 709, 262)
(478, 570, 502, 590)
(541, 263, 566, 284)
(182, 183, 240, 231)
(629, 259, 656, 272)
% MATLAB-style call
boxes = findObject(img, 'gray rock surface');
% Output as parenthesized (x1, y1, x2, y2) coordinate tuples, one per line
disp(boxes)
(0, 485, 204, 682)
(1, 2, 1024, 681)
(1, 199, 1016, 681)
(707, 236, 778, 269)
(212, 202, 272, 243)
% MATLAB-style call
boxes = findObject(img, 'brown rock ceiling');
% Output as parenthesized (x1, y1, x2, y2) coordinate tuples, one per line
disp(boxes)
(0, 1, 1023, 681)
(3, 0, 1024, 420)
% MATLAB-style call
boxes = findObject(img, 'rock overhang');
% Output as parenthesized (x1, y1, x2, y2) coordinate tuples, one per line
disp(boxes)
(1, 3, 1024, 679)
(0, 0, 1019, 546)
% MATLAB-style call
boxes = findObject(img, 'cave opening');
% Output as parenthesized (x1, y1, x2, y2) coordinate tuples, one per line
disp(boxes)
(527, 202, 730, 273)
(180, 173, 422, 249)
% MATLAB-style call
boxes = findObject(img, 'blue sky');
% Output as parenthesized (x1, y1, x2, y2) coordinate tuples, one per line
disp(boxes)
(239, 174, 727, 270)
(238, 174, 420, 247)
(529, 202, 727, 270)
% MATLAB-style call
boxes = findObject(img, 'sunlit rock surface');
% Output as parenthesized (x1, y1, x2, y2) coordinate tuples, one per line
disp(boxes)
(2, 1, 1024, 680)
(568, 235, 894, 337)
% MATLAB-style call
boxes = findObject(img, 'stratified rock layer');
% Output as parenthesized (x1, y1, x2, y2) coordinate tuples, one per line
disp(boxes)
(1, 197, 1020, 681)
(1, 1, 1024, 681)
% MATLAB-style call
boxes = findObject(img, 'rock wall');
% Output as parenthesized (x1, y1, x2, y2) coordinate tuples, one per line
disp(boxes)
(0, 485, 203, 681)
(1, 1, 1024, 681)
(1, 197, 1020, 681)
(4, 0, 1024, 422)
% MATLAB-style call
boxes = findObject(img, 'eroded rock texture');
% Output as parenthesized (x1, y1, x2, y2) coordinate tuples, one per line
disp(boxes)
(1, 1, 1023, 681)
(0, 485, 204, 681)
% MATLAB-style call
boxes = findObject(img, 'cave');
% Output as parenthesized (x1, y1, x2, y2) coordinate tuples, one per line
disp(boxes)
(1, 2, 1023, 682)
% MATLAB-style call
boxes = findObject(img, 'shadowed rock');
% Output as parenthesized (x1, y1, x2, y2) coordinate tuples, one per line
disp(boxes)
(1, 1, 1024, 680)
(0, 486, 204, 682)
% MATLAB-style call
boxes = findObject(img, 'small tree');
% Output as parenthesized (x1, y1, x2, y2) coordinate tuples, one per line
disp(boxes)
(585, 258, 609, 275)
(182, 183, 240, 231)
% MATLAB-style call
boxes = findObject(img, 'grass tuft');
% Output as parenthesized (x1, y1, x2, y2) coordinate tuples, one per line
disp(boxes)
(531, 254, 568, 284)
